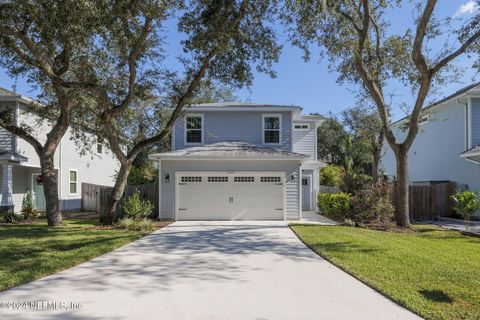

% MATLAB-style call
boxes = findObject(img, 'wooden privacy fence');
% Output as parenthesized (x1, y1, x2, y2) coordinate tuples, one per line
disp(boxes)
(82, 182, 158, 220)
(392, 182, 457, 221)
(319, 185, 341, 194)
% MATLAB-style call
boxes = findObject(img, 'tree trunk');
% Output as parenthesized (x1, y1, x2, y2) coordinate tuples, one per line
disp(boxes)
(101, 161, 133, 225)
(394, 148, 411, 228)
(40, 153, 62, 227)
(372, 130, 385, 182)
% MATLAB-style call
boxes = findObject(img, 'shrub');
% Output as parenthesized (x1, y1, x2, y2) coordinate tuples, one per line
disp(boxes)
(451, 190, 480, 230)
(118, 217, 156, 232)
(317, 192, 351, 221)
(350, 182, 395, 226)
(342, 172, 373, 194)
(320, 165, 344, 188)
(21, 191, 38, 220)
(121, 190, 154, 220)
(0, 212, 20, 223)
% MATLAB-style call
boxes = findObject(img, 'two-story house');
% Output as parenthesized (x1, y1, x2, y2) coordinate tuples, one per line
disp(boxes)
(0, 87, 119, 213)
(149, 102, 324, 221)
(381, 82, 480, 201)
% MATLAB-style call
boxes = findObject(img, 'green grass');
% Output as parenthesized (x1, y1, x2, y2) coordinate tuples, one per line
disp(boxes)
(291, 224, 480, 320)
(0, 218, 145, 291)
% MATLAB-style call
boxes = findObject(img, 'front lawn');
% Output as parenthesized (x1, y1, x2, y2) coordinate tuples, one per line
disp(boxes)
(0, 218, 147, 291)
(291, 224, 480, 320)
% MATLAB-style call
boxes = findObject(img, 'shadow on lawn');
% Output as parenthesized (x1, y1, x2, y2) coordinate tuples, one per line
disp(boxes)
(419, 289, 453, 303)
(311, 241, 383, 254)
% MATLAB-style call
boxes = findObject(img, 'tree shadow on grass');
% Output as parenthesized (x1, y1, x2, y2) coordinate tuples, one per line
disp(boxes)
(419, 289, 453, 303)
(311, 241, 383, 254)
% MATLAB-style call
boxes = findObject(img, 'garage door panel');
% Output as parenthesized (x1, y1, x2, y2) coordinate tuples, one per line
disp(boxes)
(177, 173, 284, 221)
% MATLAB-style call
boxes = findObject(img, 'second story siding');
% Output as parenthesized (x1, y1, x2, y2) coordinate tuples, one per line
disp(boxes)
(472, 98, 480, 147)
(292, 121, 317, 161)
(173, 111, 293, 151)
(0, 101, 16, 152)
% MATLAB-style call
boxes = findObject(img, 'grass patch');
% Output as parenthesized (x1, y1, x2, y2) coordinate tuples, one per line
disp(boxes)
(291, 224, 480, 320)
(0, 218, 146, 291)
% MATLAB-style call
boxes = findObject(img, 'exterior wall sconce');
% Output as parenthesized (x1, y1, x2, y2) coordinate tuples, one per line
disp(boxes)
(290, 173, 297, 183)
(165, 173, 170, 183)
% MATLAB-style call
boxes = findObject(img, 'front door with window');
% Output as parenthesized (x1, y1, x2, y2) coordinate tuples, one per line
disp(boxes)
(32, 174, 46, 211)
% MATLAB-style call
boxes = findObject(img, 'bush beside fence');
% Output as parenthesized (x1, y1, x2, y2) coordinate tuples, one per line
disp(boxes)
(82, 182, 158, 220)
(319, 181, 457, 221)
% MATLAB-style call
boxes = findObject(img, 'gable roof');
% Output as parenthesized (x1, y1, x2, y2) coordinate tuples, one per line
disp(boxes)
(394, 82, 480, 124)
(189, 102, 301, 108)
(184, 102, 303, 115)
(149, 141, 309, 161)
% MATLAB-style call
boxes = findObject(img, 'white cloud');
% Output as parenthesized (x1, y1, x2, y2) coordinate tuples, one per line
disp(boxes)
(453, 0, 479, 18)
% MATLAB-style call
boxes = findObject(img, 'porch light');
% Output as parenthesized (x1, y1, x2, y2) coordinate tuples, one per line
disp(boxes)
(290, 173, 297, 183)
(165, 173, 170, 183)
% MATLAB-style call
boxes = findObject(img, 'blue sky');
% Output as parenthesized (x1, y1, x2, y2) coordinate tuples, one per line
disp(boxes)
(0, 1, 478, 121)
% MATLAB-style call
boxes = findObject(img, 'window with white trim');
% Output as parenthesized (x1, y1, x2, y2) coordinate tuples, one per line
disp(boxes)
(208, 176, 229, 182)
(181, 176, 202, 182)
(185, 115, 203, 144)
(96, 142, 103, 155)
(69, 170, 78, 195)
(260, 176, 281, 183)
(294, 124, 309, 130)
(263, 114, 281, 144)
(419, 115, 429, 125)
(234, 176, 255, 182)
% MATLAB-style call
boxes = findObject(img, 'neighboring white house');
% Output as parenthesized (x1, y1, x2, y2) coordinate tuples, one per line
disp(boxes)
(149, 102, 325, 221)
(0, 87, 119, 213)
(381, 82, 480, 196)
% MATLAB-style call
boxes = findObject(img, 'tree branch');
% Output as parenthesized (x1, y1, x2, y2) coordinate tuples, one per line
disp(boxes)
(431, 29, 480, 74)
(0, 110, 43, 156)
(110, 17, 153, 117)
(412, 0, 436, 75)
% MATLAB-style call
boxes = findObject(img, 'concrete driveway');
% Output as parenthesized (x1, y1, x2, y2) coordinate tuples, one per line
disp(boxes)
(0, 221, 420, 320)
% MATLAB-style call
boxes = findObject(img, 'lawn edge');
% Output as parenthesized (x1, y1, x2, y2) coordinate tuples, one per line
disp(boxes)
(288, 224, 425, 320)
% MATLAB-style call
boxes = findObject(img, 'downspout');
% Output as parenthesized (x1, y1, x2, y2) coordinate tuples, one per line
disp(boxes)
(467, 97, 472, 150)
(158, 159, 162, 221)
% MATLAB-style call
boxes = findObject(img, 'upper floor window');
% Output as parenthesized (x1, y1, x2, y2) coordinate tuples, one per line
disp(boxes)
(294, 123, 310, 130)
(263, 114, 281, 144)
(185, 114, 203, 144)
(419, 115, 429, 125)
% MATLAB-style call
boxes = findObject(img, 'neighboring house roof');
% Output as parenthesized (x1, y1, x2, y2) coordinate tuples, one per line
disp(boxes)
(394, 82, 480, 125)
(298, 114, 325, 120)
(460, 144, 480, 164)
(0, 86, 37, 105)
(149, 141, 309, 161)
(0, 149, 28, 164)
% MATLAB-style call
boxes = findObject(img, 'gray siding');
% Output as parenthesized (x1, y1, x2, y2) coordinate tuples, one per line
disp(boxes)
(160, 160, 301, 220)
(292, 121, 316, 160)
(0, 101, 15, 152)
(381, 101, 480, 194)
(174, 111, 292, 151)
(472, 98, 480, 146)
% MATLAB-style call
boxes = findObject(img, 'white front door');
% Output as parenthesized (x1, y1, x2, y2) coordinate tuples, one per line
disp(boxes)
(177, 173, 284, 220)
(302, 176, 311, 210)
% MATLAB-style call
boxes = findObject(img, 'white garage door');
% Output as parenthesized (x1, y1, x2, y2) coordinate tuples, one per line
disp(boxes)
(177, 173, 284, 220)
